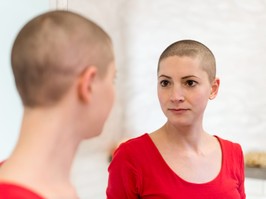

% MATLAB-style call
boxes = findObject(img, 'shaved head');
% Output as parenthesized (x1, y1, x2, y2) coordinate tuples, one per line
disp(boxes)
(158, 40, 216, 82)
(11, 10, 113, 107)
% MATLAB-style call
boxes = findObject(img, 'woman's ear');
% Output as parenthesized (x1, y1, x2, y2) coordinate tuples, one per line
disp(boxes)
(209, 78, 220, 100)
(78, 66, 97, 103)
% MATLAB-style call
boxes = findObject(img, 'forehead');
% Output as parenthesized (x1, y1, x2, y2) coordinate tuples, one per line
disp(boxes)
(159, 56, 202, 73)
(158, 56, 211, 81)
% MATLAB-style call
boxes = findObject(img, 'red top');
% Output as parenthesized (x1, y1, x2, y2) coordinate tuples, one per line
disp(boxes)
(107, 133, 246, 199)
(0, 162, 44, 199)
(0, 183, 44, 199)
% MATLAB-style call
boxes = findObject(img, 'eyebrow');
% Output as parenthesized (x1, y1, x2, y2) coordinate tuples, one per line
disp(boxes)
(181, 75, 199, 80)
(158, 74, 171, 79)
(158, 74, 199, 80)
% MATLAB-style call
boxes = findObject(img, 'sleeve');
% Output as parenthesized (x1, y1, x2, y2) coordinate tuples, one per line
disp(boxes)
(237, 144, 246, 199)
(106, 143, 141, 199)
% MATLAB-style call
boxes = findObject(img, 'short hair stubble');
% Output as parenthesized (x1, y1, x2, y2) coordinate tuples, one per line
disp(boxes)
(11, 10, 113, 107)
(158, 40, 216, 83)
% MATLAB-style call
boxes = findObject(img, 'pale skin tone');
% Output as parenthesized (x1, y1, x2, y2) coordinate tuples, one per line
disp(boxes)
(150, 55, 221, 183)
(0, 59, 116, 198)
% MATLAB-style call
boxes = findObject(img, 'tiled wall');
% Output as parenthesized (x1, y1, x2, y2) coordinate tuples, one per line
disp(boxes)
(62, 0, 266, 198)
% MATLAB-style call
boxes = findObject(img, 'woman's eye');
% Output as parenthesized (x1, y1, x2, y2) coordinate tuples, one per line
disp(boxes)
(186, 80, 197, 87)
(160, 80, 170, 87)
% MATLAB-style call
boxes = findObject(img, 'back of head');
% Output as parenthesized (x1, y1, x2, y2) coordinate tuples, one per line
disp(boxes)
(158, 40, 216, 82)
(11, 10, 113, 108)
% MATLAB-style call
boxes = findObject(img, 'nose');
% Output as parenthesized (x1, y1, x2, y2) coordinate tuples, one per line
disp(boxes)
(170, 86, 185, 102)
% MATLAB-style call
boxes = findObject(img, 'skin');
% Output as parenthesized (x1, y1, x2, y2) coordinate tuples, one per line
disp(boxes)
(0, 10, 116, 198)
(150, 55, 221, 183)
(0, 52, 116, 198)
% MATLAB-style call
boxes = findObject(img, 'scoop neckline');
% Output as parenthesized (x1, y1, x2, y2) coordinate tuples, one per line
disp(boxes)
(144, 133, 224, 186)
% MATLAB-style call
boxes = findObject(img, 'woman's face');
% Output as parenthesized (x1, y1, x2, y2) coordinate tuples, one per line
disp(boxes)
(157, 56, 219, 127)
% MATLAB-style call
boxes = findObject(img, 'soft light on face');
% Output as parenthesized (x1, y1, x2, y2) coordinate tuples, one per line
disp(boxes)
(157, 56, 216, 127)
(103, 61, 116, 114)
(91, 60, 116, 137)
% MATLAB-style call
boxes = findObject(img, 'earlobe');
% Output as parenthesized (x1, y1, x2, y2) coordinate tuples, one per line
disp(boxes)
(78, 66, 97, 103)
(209, 78, 220, 100)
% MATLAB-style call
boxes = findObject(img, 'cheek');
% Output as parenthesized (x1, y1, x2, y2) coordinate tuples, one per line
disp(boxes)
(157, 89, 163, 103)
(105, 85, 115, 111)
(158, 87, 170, 100)
(192, 90, 210, 107)
(109, 83, 115, 102)
(157, 89, 168, 109)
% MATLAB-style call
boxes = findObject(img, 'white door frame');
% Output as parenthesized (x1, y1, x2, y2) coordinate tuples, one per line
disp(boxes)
(49, 0, 68, 10)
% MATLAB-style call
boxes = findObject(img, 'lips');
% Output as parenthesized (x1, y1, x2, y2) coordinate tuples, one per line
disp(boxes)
(168, 108, 189, 113)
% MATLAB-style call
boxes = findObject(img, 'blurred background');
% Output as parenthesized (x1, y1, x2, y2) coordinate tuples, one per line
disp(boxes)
(1, 0, 266, 198)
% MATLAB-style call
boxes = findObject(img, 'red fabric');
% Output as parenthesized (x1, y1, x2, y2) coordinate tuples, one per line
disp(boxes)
(0, 183, 44, 199)
(107, 133, 246, 199)
(0, 161, 44, 199)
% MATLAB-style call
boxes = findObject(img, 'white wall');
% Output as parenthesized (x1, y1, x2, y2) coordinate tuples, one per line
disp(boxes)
(0, 0, 49, 161)
(67, 0, 266, 153)
(118, 0, 266, 153)
(1, 1, 266, 198)
(67, 1, 266, 198)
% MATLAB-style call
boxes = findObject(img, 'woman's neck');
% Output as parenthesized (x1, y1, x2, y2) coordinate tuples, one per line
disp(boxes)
(160, 122, 210, 153)
(0, 108, 82, 198)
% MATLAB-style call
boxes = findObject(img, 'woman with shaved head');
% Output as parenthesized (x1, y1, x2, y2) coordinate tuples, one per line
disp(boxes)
(0, 10, 116, 198)
(107, 40, 245, 199)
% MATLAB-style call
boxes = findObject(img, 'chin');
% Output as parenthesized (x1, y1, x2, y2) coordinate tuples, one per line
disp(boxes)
(169, 119, 192, 127)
